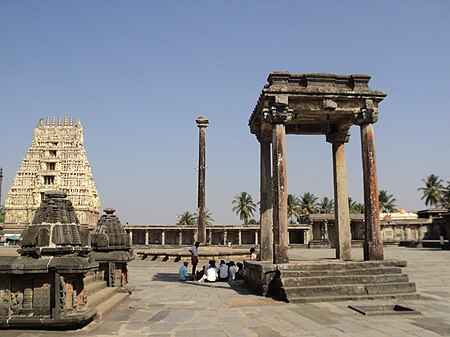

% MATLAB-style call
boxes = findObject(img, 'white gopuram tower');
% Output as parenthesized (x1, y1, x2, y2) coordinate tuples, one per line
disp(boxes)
(4, 117, 100, 234)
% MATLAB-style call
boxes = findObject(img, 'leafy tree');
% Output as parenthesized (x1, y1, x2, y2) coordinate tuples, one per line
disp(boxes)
(176, 211, 196, 226)
(318, 197, 334, 214)
(232, 192, 257, 224)
(418, 174, 444, 207)
(287, 194, 301, 222)
(378, 190, 398, 213)
(299, 192, 318, 214)
(442, 181, 450, 209)
(349, 197, 364, 214)
(194, 209, 214, 226)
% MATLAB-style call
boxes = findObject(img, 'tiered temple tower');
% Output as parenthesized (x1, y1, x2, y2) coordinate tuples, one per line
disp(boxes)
(4, 117, 100, 234)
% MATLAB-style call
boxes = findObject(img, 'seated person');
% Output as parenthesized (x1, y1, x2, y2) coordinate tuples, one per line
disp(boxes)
(198, 260, 218, 283)
(218, 260, 229, 281)
(228, 261, 239, 281)
(178, 261, 189, 281)
(249, 247, 260, 260)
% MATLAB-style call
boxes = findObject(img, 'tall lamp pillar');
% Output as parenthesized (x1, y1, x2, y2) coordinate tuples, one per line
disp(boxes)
(196, 116, 209, 243)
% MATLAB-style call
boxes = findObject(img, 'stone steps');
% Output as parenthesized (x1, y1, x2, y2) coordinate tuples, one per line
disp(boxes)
(272, 259, 416, 303)
(287, 292, 420, 303)
(281, 274, 409, 287)
(85, 279, 108, 295)
(93, 292, 130, 321)
(280, 266, 402, 277)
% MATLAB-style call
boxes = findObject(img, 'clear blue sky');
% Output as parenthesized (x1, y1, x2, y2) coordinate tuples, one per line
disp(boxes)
(1, 1, 449, 224)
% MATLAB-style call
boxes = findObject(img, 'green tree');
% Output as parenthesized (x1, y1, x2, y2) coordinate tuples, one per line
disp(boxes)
(232, 192, 257, 224)
(378, 190, 398, 213)
(299, 192, 318, 214)
(442, 181, 450, 209)
(176, 211, 196, 226)
(194, 209, 214, 226)
(287, 194, 301, 223)
(418, 174, 444, 207)
(0, 205, 4, 223)
(349, 197, 364, 214)
(318, 196, 334, 214)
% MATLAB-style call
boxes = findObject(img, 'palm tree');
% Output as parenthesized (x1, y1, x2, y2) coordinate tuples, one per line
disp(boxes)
(232, 192, 257, 224)
(299, 192, 318, 214)
(176, 211, 196, 226)
(194, 209, 214, 226)
(418, 174, 444, 207)
(287, 194, 301, 223)
(442, 181, 450, 209)
(318, 196, 334, 214)
(378, 190, 398, 213)
(349, 197, 364, 214)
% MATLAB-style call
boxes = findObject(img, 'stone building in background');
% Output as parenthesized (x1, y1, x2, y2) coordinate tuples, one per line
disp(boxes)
(3, 117, 100, 234)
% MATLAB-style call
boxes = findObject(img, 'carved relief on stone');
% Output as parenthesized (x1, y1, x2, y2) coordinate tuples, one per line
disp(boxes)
(33, 282, 51, 316)
(0, 289, 11, 316)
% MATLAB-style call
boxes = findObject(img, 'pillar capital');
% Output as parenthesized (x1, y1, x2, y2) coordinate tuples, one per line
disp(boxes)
(263, 96, 293, 124)
(326, 129, 350, 144)
(196, 116, 209, 128)
(354, 99, 378, 125)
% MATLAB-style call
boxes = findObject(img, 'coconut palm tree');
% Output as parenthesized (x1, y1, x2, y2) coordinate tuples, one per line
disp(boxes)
(318, 196, 334, 214)
(348, 197, 364, 214)
(418, 174, 444, 207)
(378, 190, 398, 213)
(287, 194, 301, 223)
(176, 211, 196, 226)
(442, 181, 450, 209)
(299, 192, 318, 214)
(194, 209, 214, 226)
(232, 192, 257, 224)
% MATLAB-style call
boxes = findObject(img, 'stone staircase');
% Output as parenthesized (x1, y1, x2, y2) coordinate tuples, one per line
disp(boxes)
(274, 260, 417, 303)
(84, 274, 130, 320)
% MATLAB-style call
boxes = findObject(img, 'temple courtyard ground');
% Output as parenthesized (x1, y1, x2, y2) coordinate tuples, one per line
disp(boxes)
(1, 246, 450, 337)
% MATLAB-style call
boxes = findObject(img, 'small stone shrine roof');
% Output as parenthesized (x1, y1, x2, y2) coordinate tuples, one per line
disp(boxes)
(20, 190, 85, 257)
(91, 208, 131, 252)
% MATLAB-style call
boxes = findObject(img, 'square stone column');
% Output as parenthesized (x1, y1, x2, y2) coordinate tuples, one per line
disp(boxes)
(259, 140, 273, 261)
(355, 101, 384, 260)
(327, 131, 352, 260)
(272, 122, 289, 264)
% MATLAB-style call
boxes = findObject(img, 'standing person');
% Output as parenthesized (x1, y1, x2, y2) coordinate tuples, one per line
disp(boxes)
(189, 241, 200, 279)
(178, 262, 189, 281)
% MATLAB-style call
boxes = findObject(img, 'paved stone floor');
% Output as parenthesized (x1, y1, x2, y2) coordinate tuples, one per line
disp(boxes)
(1, 246, 450, 336)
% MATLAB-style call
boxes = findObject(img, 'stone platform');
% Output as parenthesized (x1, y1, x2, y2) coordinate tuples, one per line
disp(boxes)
(1, 246, 450, 336)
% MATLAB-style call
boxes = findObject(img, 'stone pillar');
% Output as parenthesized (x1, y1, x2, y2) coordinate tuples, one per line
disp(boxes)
(327, 132, 352, 260)
(196, 116, 209, 243)
(161, 230, 165, 245)
(238, 229, 242, 245)
(223, 230, 228, 245)
(255, 231, 259, 245)
(145, 230, 149, 246)
(129, 231, 133, 245)
(178, 231, 183, 246)
(259, 139, 273, 261)
(324, 220, 329, 240)
(22, 277, 33, 314)
(355, 100, 384, 260)
(266, 98, 292, 264)
(208, 229, 212, 244)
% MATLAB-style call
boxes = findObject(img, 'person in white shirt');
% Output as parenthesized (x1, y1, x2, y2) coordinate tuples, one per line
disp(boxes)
(218, 260, 229, 281)
(228, 261, 239, 281)
(188, 242, 200, 278)
(198, 260, 218, 283)
(178, 262, 189, 281)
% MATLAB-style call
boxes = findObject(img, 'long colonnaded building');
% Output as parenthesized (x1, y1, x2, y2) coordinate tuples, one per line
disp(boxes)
(3, 117, 100, 235)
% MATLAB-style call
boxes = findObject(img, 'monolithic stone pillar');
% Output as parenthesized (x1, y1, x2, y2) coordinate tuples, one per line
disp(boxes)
(129, 231, 133, 245)
(324, 220, 329, 240)
(145, 230, 149, 246)
(161, 231, 165, 245)
(238, 230, 242, 245)
(178, 231, 183, 246)
(223, 230, 228, 245)
(259, 140, 273, 261)
(208, 229, 212, 244)
(265, 98, 292, 264)
(328, 133, 351, 260)
(255, 231, 259, 245)
(196, 116, 209, 243)
(355, 100, 383, 260)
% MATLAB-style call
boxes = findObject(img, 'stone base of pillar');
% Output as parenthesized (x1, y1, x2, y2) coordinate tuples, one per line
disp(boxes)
(274, 245, 289, 264)
(364, 241, 384, 261)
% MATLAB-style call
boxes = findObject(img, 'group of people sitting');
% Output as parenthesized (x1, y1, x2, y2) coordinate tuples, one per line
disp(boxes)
(178, 259, 245, 282)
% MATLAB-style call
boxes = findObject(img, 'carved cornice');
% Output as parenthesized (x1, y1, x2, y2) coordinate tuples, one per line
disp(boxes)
(326, 129, 350, 144)
(354, 99, 378, 125)
(263, 96, 293, 125)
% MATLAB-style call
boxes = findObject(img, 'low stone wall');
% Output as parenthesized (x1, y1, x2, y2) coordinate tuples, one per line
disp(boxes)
(244, 261, 280, 298)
